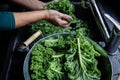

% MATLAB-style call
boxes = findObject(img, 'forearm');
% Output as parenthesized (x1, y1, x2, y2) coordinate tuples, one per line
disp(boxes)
(11, 0, 46, 10)
(14, 10, 48, 28)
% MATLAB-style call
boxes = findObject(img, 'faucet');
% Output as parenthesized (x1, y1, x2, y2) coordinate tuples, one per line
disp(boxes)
(104, 13, 120, 55)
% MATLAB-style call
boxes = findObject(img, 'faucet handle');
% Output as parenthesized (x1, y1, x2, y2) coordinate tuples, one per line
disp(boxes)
(104, 13, 120, 32)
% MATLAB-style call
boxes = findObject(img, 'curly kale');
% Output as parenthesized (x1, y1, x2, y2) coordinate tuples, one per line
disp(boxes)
(30, 29, 101, 80)
(44, 0, 75, 18)
(30, 0, 90, 37)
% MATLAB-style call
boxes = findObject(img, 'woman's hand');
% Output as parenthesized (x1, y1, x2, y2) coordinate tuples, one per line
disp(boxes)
(11, 0, 47, 10)
(46, 10, 72, 27)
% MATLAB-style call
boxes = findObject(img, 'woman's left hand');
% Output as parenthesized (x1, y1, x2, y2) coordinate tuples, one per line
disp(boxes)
(46, 10, 72, 27)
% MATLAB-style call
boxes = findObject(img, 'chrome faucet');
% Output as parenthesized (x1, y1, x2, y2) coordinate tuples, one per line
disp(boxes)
(104, 13, 120, 54)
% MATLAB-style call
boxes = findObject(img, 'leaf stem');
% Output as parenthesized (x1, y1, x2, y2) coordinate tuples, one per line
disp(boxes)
(50, 68, 64, 74)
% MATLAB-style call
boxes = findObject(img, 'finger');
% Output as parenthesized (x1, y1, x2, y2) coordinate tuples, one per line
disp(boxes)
(60, 14, 72, 21)
(58, 19, 69, 27)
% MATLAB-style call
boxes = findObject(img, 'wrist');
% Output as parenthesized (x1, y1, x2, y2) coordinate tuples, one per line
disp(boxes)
(34, 3, 46, 10)
(44, 10, 50, 20)
(34, 2, 47, 10)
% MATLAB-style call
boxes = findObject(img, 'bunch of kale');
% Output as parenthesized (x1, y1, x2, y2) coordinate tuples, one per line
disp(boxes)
(30, 0, 89, 37)
(30, 29, 101, 80)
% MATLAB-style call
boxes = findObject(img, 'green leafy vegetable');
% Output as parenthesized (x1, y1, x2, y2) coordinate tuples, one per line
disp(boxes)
(44, 0, 75, 18)
(30, 29, 101, 80)
(30, 0, 89, 37)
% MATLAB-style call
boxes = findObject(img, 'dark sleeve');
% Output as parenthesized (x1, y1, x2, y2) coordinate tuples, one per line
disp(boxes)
(0, 12, 15, 30)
